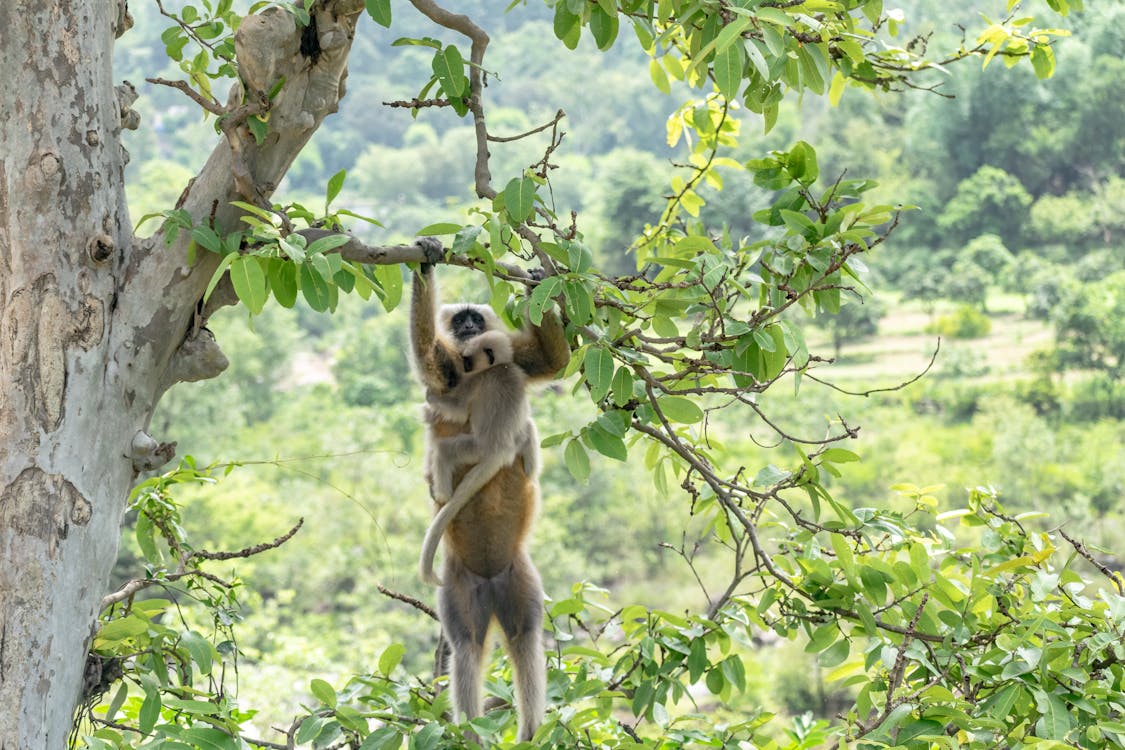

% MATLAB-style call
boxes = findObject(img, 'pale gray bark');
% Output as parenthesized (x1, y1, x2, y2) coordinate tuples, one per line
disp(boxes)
(0, 0, 364, 743)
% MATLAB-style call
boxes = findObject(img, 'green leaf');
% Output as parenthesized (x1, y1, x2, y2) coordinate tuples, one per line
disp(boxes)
(787, 141, 819, 185)
(295, 717, 326, 746)
(268, 260, 298, 308)
(139, 685, 161, 734)
(190, 225, 222, 254)
(411, 722, 445, 750)
(820, 448, 860, 464)
(1030, 42, 1056, 79)
(180, 630, 215, 675)
(432, 45, 467, 98)
(98, 615, 150, 642)
(135, 512, 160, 563)
(562, 279, 594, 325)
(416, 222, 462, 236)
(177, 728, 239, 750)
(553, 2, 581, 49)
(299, 261, 332, 312)
(584, 348, 615, 403)
(359, 728, 402, 750)
(649, 57, 671, 93)
(610, 366, 634, 407)
(586, 425, 628, 461)
(589, 4, 619, 50)
(365, 0, 391, 27)
(378, 643, 405, 676)
(687, 637, 708, 683)
(306, 232, 351, 255)
(565, 439, 591, 483)
(229, 256, 269, 315)
(503, 176, 536, 222)
(528, 275, 561, 326)
(1034, 691, 1073, 740)
(247, 115, 268, 145)
(373, 263, 403, 312)
(325, 169, 346, 207)
(310, 678, 337, 708)
(713, 43, 745, 99)
(658, 396, 704, 424)
(817, 637, 851, 668)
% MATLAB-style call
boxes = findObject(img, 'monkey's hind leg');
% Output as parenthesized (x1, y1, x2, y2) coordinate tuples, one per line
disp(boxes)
(438, 559, 491, 728)
(494, 551, 546, 742)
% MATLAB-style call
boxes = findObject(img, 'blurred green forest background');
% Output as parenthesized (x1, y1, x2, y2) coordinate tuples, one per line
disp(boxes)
(112, 0, 1124, 732)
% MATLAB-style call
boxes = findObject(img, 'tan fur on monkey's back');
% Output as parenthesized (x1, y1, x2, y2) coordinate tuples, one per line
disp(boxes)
(430, 417, 538, 578)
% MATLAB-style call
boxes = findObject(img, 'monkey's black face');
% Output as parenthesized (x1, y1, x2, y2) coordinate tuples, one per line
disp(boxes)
(450, 308, 487, 343)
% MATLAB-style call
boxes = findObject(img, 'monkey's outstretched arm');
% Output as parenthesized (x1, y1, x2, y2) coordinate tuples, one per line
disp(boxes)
(410, 242, 460, 393)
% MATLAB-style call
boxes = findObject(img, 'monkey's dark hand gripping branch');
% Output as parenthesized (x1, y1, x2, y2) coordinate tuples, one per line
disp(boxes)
(416, 237, 446, 275)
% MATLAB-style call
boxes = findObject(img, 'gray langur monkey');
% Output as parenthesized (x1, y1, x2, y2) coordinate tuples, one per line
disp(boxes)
(422, 325, 539, 513)
(410, 241, 570, 743)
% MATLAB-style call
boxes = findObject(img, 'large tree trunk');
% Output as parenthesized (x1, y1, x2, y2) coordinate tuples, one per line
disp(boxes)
(0, 1, 364, 743)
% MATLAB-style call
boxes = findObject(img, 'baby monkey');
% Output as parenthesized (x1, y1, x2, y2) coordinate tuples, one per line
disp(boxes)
(420, 313, 539, 586)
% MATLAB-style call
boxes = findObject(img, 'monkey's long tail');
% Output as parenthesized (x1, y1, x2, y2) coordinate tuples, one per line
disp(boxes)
(419, 454, 511, 586)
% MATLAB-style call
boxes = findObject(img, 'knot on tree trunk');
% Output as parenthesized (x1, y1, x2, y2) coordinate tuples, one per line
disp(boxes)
(130, 431, 177, 473)
(116, 81, 140, 131)
(162, 327, 229, 390)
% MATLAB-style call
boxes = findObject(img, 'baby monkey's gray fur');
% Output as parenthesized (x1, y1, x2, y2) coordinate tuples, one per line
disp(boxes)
(420, 326, 540, 588)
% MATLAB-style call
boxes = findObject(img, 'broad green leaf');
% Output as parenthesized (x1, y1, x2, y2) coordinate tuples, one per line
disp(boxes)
(295, 717, 326, 745)
(756, 6, 795, 27)
(589, 4, 619, 50)
(553, 2, 581, 49)
(820, 448, 860, 464)
(190, 225, 222, 254)
(359, 728, 402, 750)
(828, 70, 846, 106)
(373, 263, 403, 312)
(817, 636, 851, 668)
(787, 141, 819, 185)
(586, 425, 627, 461)
(378, 642, 405, 676)
(139, 685, 161, 734)
(177, 728, 239, 750)
(565, 439, 591, 483)
(562, 279, 594, 325)
(365, 0, 391, 27)
(268, 260, 298, 308)
(830, 533, 857, 581)
(503, 176, 536, 222)
(713, 16, 751, 53)
(417, 222, 461, 236)
(310, 678, 337, 708)
(179, 630, 215, 675)
(299, 261, 331, 312)
(432, 45, 467, 98)
(306, 233, 351, 255)
(229, 256, 269, 315)
(528, 275, 561, 326)
(98, 615, 150, 642)
(1034, 691, 1073, 740)
(135, 512, 160, 563)
(1030, 42, 1056, 79)
(325, 169, 346, 206)
(658, 396, 704, 424)
(713, 44, 745, 99)
(649, 57, 671, 94)
(610, 366, 634, 407)
(584, 348, 615, 403)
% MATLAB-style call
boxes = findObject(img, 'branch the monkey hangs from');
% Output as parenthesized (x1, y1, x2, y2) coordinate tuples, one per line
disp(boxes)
(409, 237, 570, 743)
